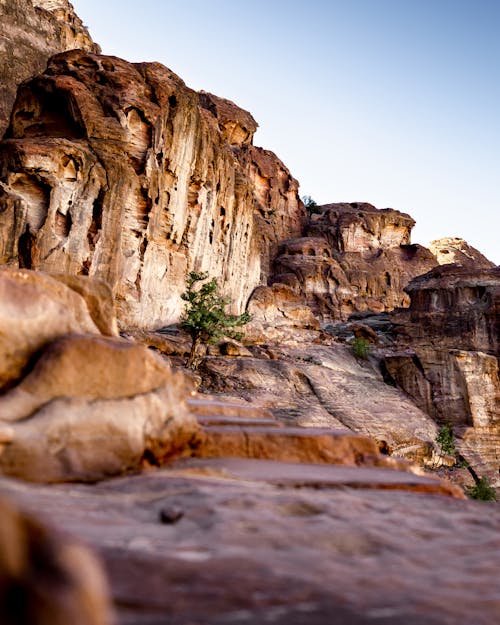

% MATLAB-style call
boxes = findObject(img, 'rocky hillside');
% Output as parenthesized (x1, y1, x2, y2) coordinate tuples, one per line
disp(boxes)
(0, 49, 305, 328)
(0, 0, 98, 137)
(0, 3, 499, 624)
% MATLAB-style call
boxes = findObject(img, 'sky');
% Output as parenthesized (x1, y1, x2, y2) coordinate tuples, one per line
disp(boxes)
(71, 0, 500, 263)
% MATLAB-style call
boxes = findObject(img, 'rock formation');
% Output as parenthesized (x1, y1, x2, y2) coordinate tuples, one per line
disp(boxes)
(0, 49, 305, 328)
(264, 202, 438, 322)
(0, 268, 201, 482)
(0, 0, 98, 136)
(4, 463, 498, 625)
(384, 264, 500, 483)
(430, 237, 496, 268)
(0, 495, 114, 625)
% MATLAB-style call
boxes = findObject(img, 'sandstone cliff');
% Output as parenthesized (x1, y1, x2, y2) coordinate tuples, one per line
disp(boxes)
(0, 50, 305, 328)
(262, 202, 438, 322)
(0, 0, 98, 137)
(385, 264, 500, 483)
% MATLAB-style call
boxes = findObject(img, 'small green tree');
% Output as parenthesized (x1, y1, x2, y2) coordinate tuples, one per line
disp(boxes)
(180, 271, 251, 369)
(436, 424, 456, 455)
(466, 477, 497, 502)
(352, 337, 370, 359)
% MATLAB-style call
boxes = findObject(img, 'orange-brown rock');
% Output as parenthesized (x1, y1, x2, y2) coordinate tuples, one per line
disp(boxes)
(245, 283, 320, 342)
(0, 49, 305, 328)
(198, 343, 441, 464)
(0, 268, 201, 482)
(0, 0, 98, 137)
(0, 268, 104, 390)
(5, 462, 497, 625)
(0, 495, 114, 625)
(0, 334, 183, 421)
(269, 202, 438, 321)
(385, 264, 500, 484)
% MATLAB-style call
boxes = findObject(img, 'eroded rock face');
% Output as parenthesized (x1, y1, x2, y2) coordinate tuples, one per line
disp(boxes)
(0, 0, 98, 137)
(429, 237, 496, 268)
(0, 268, 201, 482)
(384, 264, 500, 483)
(0, 49, 305, 328)
(264, 202, 438, 322)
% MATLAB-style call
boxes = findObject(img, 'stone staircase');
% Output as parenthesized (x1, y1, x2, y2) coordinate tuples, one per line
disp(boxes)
(187, 394, 419, 473)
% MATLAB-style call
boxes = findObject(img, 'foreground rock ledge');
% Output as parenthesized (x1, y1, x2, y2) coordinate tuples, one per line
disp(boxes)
(1, 462, 494, 625)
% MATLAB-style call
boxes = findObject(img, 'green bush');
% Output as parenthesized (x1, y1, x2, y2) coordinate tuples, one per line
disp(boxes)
(352, 337, 370, 359)
(436, 424, 456, 455)
(181, 271, 251, 369)
(466, 477, 497, 502)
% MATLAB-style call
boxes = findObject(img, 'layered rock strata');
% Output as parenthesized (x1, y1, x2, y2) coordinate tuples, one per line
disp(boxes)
(384, 264, 500, 483)
(0, 49, 305, 328)
(0, 0, 98, 136)
(264, 202, 438, 322)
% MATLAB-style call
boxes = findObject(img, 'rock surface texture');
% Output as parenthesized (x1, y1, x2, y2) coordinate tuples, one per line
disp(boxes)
(264, 202, 438, 322)
(0, 494, 114, 625)
(0, 268, 201, 482)
(0, 49, 305, 328)
(385, 264, 500, 483)
(429, 237, 496, 268)
(0, 0, 98, 137)
(2, 465, 496, 625)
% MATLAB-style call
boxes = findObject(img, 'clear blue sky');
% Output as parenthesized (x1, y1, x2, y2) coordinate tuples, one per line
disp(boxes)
(72, 0, 500, 263)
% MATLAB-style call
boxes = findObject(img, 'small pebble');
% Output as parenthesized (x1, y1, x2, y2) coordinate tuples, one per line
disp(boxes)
(159, 507, 184, 524)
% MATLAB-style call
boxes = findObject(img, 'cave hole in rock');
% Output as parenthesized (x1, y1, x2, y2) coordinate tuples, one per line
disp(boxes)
(87, 189, 104, 251)
(18, 226, 36, 269)
(168, 95, 177, 108)
(55, 209, 72, 238)
(10, 174, 51, 231)
(19, 89, 85, 139)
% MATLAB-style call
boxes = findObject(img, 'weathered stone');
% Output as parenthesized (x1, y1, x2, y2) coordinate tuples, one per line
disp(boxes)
(385, 264, 500, 484)
(0, 383, 201, 483)
(0, 334, 183, 421)
(0, 268, 101, 390)
(0, 49, 305, 328)
(198, 91, 258, 146)
(0, 494, 113, 625)
(0, 269, 201, 483)
(269, 202, 438, 322)
(429, 237, 495, 268)
(198, 343, 440, 464)
(4, 465, 496, 625)
(245, 283, 320, 342)
(0, 0, 98, 137)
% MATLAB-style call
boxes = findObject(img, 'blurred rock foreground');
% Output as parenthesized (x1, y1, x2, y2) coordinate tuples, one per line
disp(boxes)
(0, 2, 499, 624)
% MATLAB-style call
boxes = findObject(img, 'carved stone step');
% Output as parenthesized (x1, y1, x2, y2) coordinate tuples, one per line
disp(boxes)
(173, 457, 464, 498)
(195, 425, 392, 468)
(187, 396, 273, 420)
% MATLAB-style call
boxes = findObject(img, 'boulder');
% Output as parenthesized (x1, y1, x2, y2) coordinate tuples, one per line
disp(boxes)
(0, 268, 102, 390)
(0, 269, 201, 482)
(0, 494, 113, 625)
